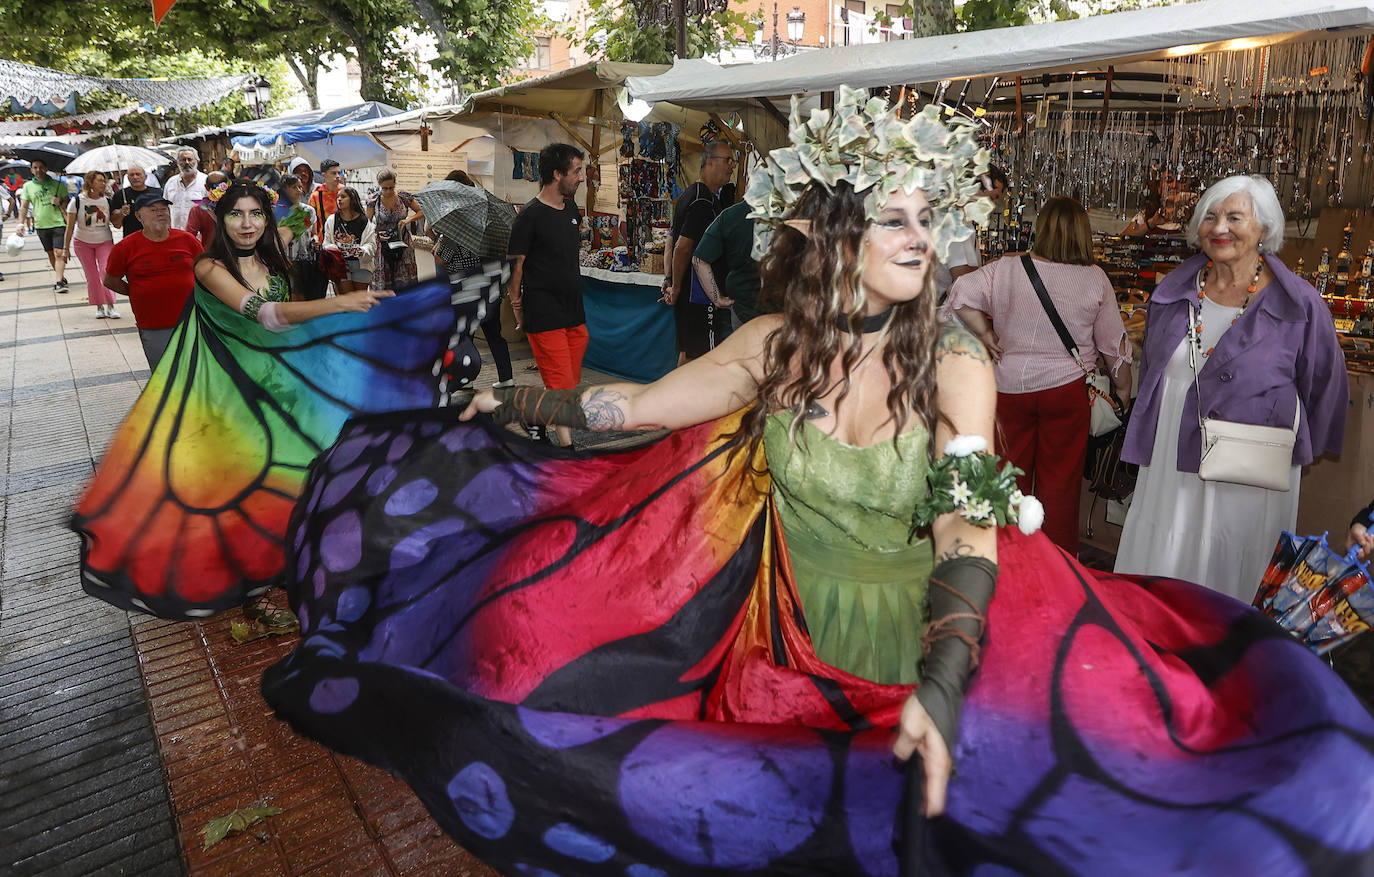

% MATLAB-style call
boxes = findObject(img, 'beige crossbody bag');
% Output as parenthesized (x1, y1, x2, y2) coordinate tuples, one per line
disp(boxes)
(1185, 303, 1298, 491)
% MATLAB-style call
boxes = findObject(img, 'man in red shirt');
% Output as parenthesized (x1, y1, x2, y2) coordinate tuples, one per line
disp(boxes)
(104, 192, 203, 369)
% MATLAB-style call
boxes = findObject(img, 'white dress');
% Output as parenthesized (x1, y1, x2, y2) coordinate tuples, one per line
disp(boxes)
(1114, 295, 1300, 603)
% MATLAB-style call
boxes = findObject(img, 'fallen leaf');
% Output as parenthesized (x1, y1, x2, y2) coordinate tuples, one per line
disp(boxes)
(201, 805, 283, 851)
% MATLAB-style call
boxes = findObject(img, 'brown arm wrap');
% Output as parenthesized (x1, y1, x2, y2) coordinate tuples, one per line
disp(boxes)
(490, 386, 589, 430)
(916, 555, 998, 756)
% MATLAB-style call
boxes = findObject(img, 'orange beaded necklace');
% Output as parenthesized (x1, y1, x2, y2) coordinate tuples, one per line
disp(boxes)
(1193, 257, 1265, 357)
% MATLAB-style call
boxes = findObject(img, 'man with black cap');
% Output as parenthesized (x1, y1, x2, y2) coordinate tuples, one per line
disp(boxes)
(103, 191, 203, 368)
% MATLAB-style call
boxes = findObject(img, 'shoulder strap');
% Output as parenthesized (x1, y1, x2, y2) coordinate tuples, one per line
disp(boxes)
(1021, 254, 1087, 372)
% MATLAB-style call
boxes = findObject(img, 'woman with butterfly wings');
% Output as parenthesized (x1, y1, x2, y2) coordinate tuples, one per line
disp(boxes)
(71, 181, 507, 619)
(261, 94, 1374, 876)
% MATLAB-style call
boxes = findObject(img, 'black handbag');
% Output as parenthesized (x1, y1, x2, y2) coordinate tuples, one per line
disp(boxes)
(1021, 255, 1122, 437)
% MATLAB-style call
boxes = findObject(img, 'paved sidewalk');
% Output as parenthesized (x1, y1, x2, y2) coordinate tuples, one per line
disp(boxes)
(0, 240, 563, 875)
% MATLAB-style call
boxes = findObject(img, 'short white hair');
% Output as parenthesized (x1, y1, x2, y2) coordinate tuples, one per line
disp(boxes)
(1187, 174, 1285, 254)
(176, 145, 200, 161)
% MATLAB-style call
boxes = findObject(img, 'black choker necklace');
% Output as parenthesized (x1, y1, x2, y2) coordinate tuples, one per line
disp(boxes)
(835, 308, 893, 334)
(231, 245, 257, 258)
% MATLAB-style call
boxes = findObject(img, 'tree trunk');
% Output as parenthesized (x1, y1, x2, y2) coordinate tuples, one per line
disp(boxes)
(286, 56, 320, 110)
(354, 38, 387, 103)
(287, 0, 383, 102)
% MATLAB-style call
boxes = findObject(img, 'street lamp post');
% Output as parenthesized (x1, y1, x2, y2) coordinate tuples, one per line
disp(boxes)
(242, 75, 272, 120)
(767, 3, 805, 60)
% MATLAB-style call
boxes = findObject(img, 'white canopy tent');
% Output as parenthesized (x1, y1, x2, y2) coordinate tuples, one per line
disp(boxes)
(628, 0, 1374, 105)
(330, 105, 559, 202)
(331, 63, 789, 211)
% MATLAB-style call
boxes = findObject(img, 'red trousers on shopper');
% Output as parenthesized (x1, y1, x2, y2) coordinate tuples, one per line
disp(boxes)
(997, 378, 1089, 555)
(526, 323, 589, 390)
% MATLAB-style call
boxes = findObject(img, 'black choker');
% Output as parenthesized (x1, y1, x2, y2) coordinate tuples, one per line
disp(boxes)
(231, 245, 257, 258)
(835, 308, 893, 334)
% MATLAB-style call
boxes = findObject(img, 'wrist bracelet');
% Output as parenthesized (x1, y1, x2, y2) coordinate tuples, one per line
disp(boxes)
(490, 386, 588, 430)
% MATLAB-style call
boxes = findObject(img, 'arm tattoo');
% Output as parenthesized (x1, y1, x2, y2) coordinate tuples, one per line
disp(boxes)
(695, 261, 726, 306)
(936, 323, 989, 364)
(936, 536, 979, 564)
(583, 388, 629, 431)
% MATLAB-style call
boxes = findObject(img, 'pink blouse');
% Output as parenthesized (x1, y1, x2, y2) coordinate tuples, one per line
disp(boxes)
(948, 254, 1129, 394)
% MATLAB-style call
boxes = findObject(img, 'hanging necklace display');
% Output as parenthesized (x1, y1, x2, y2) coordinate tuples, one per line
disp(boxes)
(978, 33, 1366, 232)
(1193, 257, 1265, 357)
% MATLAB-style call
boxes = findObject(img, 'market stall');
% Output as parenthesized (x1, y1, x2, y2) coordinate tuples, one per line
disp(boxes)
(226, 101, 404, 168)
(342, 63, 788, 382)
(629, 0, 1374, 540)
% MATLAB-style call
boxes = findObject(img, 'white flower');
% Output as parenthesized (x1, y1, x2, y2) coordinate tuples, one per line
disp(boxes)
(943, 434, 988, 458)
(949, 477, 973, 506)
(961, 499, 993, 523)
(1017, 495, 1045, 535)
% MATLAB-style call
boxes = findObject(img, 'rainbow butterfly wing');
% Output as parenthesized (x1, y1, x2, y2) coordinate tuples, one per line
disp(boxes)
(265, 411, 1374, 875)
(73, 262, 507, 618)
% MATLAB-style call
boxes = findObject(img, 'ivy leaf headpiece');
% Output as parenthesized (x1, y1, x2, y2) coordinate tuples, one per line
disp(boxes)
(744, 85, 993, 261)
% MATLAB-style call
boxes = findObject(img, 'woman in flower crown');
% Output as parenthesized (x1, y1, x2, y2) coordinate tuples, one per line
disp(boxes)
(261, 90, 1374, 876)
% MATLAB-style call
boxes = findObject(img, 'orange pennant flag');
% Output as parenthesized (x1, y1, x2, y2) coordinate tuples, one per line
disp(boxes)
(152, 0, 177, 26)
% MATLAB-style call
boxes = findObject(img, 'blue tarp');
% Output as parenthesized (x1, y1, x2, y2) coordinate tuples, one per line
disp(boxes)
(582, 272, 676, 384)
(228, 102, 403, 148)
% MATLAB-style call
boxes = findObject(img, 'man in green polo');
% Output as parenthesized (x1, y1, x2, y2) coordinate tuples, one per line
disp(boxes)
(690, 199, 773, 329)
(17, 159, 70, 292)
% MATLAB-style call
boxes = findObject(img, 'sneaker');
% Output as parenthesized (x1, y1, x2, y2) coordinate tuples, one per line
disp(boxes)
(95, 305, 108, 319)
(492, 378, 516, 389)
(55, 279, 69, 292)
(107, 307, 120, 319)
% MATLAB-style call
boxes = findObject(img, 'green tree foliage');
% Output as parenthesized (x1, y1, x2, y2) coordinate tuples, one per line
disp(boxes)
(957, 0, 1077, 30)
(560, 0, 759, 65)
(877, 0, 1187, 36)
(0, 0, 538, 107)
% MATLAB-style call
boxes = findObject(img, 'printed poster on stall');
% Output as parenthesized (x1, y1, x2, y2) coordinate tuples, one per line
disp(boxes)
(387, 150, 468, 191)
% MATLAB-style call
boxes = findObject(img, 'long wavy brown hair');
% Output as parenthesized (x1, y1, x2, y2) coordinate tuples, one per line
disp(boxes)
(733, 181, 944, 458)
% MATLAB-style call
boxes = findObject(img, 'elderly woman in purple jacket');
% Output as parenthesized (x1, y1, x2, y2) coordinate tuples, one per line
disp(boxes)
(1115, 175, 1347, 602)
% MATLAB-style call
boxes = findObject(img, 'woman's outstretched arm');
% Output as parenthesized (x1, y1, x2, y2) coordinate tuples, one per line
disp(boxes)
(461, 314, 781, 433)
(194, 260, 393, 325)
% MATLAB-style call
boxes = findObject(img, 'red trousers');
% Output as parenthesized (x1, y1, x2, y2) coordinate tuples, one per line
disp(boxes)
(997, 379, 1089, 555)
(526, 324, 589, 390)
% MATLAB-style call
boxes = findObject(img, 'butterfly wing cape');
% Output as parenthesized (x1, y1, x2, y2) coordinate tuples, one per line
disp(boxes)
(72, 262, 507, 618)
(263, 410, 1374, 876)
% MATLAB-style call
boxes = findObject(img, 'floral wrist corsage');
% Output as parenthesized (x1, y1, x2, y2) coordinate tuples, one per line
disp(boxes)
(909, 435, 1044, 541)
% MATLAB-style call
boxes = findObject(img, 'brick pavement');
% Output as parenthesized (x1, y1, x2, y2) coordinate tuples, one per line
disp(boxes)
(0, 237, 614, 875)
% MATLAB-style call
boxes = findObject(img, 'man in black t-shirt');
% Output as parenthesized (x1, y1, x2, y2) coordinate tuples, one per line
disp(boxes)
(109, 165, 162, 236)
(506, 142, 587, 447)
(665, 140, 735, 362)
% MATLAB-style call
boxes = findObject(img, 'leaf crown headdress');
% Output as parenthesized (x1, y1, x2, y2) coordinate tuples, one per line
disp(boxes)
(744, 84, 993, 261)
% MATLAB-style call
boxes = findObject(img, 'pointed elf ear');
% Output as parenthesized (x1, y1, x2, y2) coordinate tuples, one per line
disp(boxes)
(783, 219, 812, 237)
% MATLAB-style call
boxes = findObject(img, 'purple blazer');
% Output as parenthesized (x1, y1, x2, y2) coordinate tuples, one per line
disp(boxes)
(1121, 252, 1348, 472)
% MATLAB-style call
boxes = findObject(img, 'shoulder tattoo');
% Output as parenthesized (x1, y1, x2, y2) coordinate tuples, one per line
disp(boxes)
(936, 322, 989, 365)
(583, 388, 628, 431)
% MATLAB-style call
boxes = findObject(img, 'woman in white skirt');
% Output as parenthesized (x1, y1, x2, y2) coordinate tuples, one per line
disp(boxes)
(1115, 175, 1347, 602)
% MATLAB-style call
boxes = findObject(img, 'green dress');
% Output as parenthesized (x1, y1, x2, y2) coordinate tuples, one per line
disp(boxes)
(264, 273, 291, 302)
(763, 411, 933, 685)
